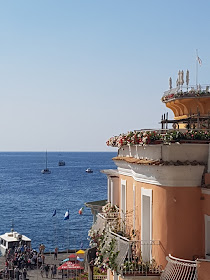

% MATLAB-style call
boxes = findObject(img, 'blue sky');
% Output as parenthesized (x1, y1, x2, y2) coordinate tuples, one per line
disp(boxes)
(0, 0, 210, 151)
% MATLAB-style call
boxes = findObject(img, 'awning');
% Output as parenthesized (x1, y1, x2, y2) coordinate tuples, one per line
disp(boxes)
(58, 261, 84, 270)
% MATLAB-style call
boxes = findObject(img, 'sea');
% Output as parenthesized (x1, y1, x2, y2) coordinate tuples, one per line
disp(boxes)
(0, 152, 117, 253)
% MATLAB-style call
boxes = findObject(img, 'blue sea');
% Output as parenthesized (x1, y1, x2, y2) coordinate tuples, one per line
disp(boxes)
(0, 152, 117, 253)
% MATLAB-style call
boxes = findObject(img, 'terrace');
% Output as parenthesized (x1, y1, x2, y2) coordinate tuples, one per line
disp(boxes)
(89, 205, 162, 277)
(162, 85, 210, 103)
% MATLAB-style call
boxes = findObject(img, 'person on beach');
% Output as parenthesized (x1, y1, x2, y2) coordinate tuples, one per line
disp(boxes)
(22, 268, 27, 280)
(53, 264, 57, 278)
(4, 267, 8, 279)
(41, 253, 45, 265)
(50, 265, 54, 278)
(54, 247, 58, 260)
(40, 264, 45, 278)
(14, 267, 20, 280)
(38, 254, 42, 267)
(45, 264, 49, 278)
(39, 244, 45, 254)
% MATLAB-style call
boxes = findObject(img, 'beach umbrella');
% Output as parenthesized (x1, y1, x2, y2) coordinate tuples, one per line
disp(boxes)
(76, 249, 85, 259)
(58, 261, 84, 270)
(69, 254, 77, 259)
(76, 249, 85, 254)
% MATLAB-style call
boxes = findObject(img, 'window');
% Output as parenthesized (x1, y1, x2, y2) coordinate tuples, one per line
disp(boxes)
(141, 188, 152, 262)
(205, 215, 210, 259)
(121, 179, 127, 229)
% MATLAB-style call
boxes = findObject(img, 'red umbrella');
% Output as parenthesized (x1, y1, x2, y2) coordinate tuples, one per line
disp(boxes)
(58, 261, 84, 270)
(69, 254, 77, 259)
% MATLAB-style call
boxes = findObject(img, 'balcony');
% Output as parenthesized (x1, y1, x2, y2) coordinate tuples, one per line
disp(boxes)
(89, 207, 162, 277)
(160, 254, 197, 280)
(107, 130, 210, 150)
(91, 229, 162, 276)
(162, 85, 210, 103)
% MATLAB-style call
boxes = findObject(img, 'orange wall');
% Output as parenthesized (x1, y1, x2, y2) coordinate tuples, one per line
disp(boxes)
(197, 261, 210, 280)
(118, 175, 204, 267)
(200, 191, 210, 255)
(201, 192, 210, 216)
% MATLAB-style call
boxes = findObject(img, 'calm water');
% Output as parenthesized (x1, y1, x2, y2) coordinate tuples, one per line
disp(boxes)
(0, 152, 117, 252)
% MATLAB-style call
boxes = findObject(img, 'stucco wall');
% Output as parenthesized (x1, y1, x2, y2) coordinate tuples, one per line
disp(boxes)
(201, 190, 210, 216)
(118, 144, 209, 163)
(197, 260, 210, 280)
(118, 174, 203, 267)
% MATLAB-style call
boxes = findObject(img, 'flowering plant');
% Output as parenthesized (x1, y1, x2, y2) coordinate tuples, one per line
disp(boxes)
(88, 227, 119, 272)
(122, 258, 161, 275)
(102, 203, 119, 218)
(162, 89, 210, 102)
(106, 130, 210, 148)
(92, 233, 119, 272)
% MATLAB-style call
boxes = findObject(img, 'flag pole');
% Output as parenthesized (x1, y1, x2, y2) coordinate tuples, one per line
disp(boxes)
(68, 218, 70, 253)
(55, 214, 58, 248)
(196, 49, 198, 89)
(64, 210, 70, 253)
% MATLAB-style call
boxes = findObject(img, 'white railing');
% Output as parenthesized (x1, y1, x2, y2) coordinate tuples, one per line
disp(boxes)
(163, 85, 210, 96)
(162, 85, 210, 102)
(160, 254, 197, 280)
(93, 275, 107, 280)
(120, 239, 162, 276)
(98, 212, 120, 232)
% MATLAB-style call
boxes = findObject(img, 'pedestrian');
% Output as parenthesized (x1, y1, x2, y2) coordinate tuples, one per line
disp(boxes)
(40, 264, 44, 278)
(53, 264, 57, 277)
(39, 244, 45, 254)
(45, 264, 49, 278)
(38, 255, 42, 267)
(14, 267, 20, 280)
(41, 254, 45, 265)
(22, 268, 27, 280)
(54, 247, 58, 260)
(50, 265, 54, 278)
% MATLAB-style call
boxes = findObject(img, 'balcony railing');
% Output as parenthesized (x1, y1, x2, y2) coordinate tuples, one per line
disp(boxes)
(90, 207, 162, 275)
(91, 212, 119, 234)
(93, 275, 107, 280)
(119, 238, 162, 276)
(97, 229, 161, 275)
(162, 85, 210, 103)
(160, 254, 197, 280)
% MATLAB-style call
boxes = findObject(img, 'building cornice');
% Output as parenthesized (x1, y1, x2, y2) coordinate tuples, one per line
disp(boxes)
(114, 160, 205, 187)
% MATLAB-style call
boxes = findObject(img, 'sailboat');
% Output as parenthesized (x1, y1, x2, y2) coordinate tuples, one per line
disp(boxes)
(41, 151, 51, 174)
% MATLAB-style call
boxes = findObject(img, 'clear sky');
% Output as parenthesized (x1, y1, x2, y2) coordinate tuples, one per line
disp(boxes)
(0, 0, 210, 151)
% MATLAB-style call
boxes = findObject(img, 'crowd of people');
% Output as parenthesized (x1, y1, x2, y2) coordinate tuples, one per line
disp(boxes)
(0, 244, 58, 279)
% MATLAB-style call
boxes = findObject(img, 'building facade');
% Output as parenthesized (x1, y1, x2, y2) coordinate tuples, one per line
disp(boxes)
(89, 74, 210, 280)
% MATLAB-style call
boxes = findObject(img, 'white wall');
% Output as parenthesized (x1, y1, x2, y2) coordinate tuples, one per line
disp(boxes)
(114, 159, 205, 187)
(118, 144, 209, 163)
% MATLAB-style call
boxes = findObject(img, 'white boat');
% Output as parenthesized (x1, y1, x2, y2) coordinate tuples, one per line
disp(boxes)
(0, 229, 31, 256)
(41, 151, 51, 174)
(86, 168, 93, 173)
